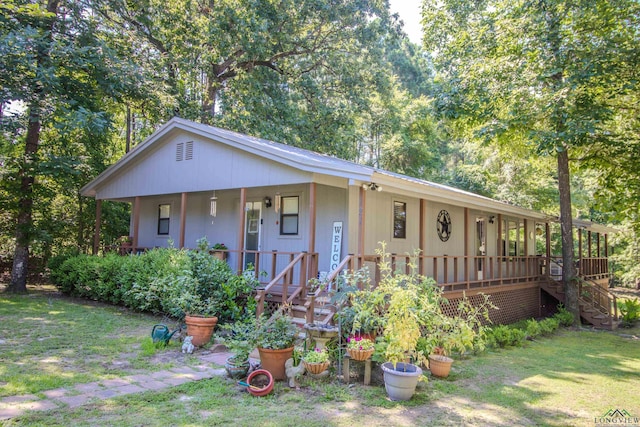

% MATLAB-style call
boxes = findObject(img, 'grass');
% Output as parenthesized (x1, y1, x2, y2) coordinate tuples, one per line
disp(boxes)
(1, 285, 639, 426)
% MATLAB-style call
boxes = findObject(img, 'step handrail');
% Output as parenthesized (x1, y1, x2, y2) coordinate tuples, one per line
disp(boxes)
(255, 252, 308, 317)
(303, 255, 355, 324)
(577, 276, 619, 320)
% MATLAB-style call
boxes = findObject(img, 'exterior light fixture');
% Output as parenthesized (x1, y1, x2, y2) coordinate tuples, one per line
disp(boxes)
(362, 182, 382, 191)
(264, 196, 272, 208)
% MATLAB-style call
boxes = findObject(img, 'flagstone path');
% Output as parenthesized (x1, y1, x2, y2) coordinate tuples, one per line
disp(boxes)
(0, 347, 236, 421)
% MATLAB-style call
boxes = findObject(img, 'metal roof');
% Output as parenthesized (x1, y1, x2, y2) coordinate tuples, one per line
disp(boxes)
(81, 117, 615, 229)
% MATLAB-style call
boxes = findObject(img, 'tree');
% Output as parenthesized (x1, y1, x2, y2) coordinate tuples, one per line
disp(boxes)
(1, 0, 138, 292)
(422, 0, 640, 322)
(96, 0, 402, 157)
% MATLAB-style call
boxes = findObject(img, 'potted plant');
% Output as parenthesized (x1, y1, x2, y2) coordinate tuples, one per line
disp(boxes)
(425, 294, 494, 378)
(210, 242, 228, 261)
(346, 336, 375, 361)
(374, 246, 432, 401)
(176, 287, 219, 347)
(302, 347, 330, 375)
(254, 309, 298, 381)
(219, 317, 255, 379)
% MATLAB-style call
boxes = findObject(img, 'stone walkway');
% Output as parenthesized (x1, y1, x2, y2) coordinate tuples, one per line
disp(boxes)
(0, 349, 235, 421)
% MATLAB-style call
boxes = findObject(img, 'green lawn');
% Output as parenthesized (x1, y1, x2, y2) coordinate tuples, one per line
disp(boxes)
(1, 285, 639, 426)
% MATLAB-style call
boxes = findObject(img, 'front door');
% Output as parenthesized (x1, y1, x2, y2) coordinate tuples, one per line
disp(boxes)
(244, 201, 262, 269)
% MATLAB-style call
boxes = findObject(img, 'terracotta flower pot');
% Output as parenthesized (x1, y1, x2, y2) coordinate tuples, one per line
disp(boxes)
(184, 315, 218, 347)
(303, 360, 330, 375)
(428, 354, 454, 378)
(347, 348, 374, 361)
(257, 347, 294, 381)
(246, 369, 274, 397)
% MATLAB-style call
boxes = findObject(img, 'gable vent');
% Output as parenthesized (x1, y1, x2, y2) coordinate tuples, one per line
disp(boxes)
(176, 142, 184, 161)
(185, 141, 193, 160)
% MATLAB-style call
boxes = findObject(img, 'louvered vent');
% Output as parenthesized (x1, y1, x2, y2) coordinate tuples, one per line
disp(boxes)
(176, 142, 184, 161)
(185, 141, 193, 160)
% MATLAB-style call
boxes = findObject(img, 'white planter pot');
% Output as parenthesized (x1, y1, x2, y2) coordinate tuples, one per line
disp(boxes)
(381, 362, 423, 401)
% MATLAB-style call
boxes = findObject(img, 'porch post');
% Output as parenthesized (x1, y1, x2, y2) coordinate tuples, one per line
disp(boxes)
(497, 214, 503, 285)
(464, 208, 469, 285)
(93, 199, 102, 255)
(237, 187, 247, 273)
(587, 230, 592, 257)
(578, 228, 583, 263)
(419, 199, 426, 275)
(179, 192, 187, 248)
(604, 234, 608, 257)
(596, 232, 601, 257)
(308, 183, 316, 253)
(358, 185, 366, 268)
(132, 196, 140, 249)
(545, 222, 551, 275)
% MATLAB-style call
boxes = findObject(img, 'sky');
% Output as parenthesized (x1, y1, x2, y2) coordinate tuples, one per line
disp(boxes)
(388, 0, 422, 45)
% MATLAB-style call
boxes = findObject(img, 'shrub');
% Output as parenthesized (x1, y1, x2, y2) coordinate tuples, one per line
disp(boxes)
(488, 325, 526, 348)
(525, 319, 542, 339)
(553, 305, 574, 327)
(50, 239, 259, 323)
(618, 298, 640, 327)
(538, 317, 560, 335)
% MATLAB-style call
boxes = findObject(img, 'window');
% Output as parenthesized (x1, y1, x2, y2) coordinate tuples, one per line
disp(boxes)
(158, 204, 170, 235)
(280, 196, 299, 235)
(393, 201, 406, 239)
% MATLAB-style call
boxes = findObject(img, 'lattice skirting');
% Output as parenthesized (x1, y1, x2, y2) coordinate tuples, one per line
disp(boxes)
(442, 286, 541, 325)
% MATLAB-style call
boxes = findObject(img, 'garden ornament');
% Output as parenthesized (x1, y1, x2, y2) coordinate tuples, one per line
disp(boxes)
(151, 324, 180, 347)
(182, 336, 195, 354)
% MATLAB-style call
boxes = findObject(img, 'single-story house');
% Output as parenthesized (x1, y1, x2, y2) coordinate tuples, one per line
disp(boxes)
(81, 117, 618, 328)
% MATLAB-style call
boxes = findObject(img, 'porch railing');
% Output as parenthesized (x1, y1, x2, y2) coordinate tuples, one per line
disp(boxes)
(350, 254, 546, 293)
(578, 277, 619, 320)
(254, 251, 318, 317)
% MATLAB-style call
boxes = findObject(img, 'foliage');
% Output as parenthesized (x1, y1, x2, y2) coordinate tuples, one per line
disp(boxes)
(487, 325, 527, 348)
(303, 348, 329, 364)
(218, 317, 256, 362)
(253, 310, 298, 350)
(422, 0, 640, 317)
(554, 305, 575, 327)
(49, 243, 258, 322)
(618, 298, 640, 328)
(211, 243, 227, 250)
(346, 337, 374, 352)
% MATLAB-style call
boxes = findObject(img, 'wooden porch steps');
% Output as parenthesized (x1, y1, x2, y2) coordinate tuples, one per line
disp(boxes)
(540, 278, 620, 330)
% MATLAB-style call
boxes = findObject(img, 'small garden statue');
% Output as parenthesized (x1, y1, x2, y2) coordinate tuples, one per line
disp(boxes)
(182, 336, 195, 354)
(285, 358, 305, 389)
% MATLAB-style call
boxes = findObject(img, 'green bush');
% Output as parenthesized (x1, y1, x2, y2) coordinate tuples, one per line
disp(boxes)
(618, 298, 640, 327)
(525, 319, 542, 339)
(538, 317, 560, 335)
(487, 325, 526, 348)
(49, 241, 258, 323)
(553, 305, 574, 327)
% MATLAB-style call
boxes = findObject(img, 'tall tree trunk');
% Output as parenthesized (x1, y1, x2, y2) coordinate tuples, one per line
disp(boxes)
(7, 0, 59, 293)
(9, 107, 41, 293)
(557, 148, 579, 324)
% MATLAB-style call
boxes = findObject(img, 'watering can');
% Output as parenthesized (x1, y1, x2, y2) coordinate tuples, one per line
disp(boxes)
(151, 324, 180, 347)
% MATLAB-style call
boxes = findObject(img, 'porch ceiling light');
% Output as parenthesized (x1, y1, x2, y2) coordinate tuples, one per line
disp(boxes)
(362, 182, 382, 192)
